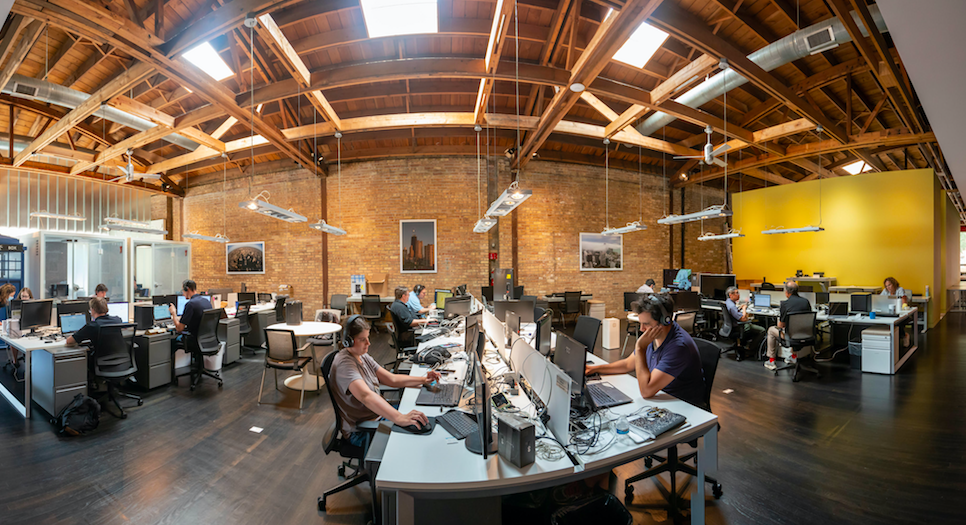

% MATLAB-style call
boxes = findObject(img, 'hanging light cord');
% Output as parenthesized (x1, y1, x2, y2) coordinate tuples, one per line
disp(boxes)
(604, 138, 610, 229)
(477, 128, 482, 218)
(249, 20, 255, 195)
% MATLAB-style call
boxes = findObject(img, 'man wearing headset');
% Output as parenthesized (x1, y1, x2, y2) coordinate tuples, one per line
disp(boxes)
(405, 284, 436, 318)
(585, 293, 705, 408)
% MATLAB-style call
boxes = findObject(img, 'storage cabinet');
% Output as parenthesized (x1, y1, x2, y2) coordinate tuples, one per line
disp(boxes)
(219, 318, 240, 365)
(134, 331, 173, 389)
(861, 327, 894, 374)
(31, 347, 88, 417)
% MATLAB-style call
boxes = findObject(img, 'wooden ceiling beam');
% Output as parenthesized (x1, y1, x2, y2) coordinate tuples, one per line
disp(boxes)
(69, 124, 173, 175)
(579, 92, 699, 156)
(474, 0, 516, 123)
(38, 32, 79, 80)
(160, 0, 302, 58)
(0, 20, 45, 92)
(649, 2, 847, 144)
(14, 62, 154, 167)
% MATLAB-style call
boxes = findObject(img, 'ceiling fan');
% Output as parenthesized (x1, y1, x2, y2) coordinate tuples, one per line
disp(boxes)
(107, 149, 161, 183)
(674, 125, 730, 168)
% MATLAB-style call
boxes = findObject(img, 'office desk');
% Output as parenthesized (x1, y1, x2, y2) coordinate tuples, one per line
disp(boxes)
(377, 314, 718, 524)
(787, 276, 836, 291)
(0, 333, 86, 419)
(828, 285, 883, 294)
(266, 321, 342, 391)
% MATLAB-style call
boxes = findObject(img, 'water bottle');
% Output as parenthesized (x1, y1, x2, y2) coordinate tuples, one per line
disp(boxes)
(616, 416, 632, 444)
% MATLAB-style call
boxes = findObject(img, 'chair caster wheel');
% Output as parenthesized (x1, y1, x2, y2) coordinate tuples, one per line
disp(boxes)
(624, 485, 634, 498)
(644, 457, 653, 468)
(338, 465, 346, 477)
(137, 400, 143, 406)
(318, 496, 326, 512)
(190, 386, 196, 391)
(218, 381, 224, 388)
(120, 413, 127, 419)
(712, 483, 723, 498)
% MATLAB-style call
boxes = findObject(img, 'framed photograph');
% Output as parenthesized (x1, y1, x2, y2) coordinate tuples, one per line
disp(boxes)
(400, 220, 437, 273)
(579, 233, 622, 271)
(226, 241, 265, 274)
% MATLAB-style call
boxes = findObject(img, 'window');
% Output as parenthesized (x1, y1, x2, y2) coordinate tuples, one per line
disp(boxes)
(612, 21, 668, 69)
(360, 0, 438, 38)
(841, 160, 872, 175)
(183, 42, 234, 82)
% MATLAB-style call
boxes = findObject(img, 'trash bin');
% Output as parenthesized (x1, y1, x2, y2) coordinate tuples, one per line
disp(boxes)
(848, 341, 862, 370)
(550, 493, 632, 525)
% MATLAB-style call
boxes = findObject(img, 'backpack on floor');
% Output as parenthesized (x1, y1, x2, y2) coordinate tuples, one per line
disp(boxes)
(53, 393, 101, 436)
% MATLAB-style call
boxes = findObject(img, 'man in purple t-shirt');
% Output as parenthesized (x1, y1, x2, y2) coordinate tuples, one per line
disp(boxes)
(586, 293, 706, 408)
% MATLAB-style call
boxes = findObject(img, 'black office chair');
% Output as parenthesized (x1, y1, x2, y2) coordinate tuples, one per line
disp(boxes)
(774, 311, 820, 382)
(176, 309, 225, 391)
(572, 315, 601, 355)
(318, 349, 380, 519)
(388, 308, 417, 355)
(676, 311, 697, 335)
(559, 291, 582, 327)
(93, 323, 142, 419)
(329, 294, 348, 316)
(534, 306, 547, 323)
(624, 338, 723, 515)
(481, 286, 494, 303)
(236, 301, 255, 355)
(712, 302, 745, 361)
(386, 323, 417, 375)
(260, 328, 315, 410)
(361, 294, 382, 333)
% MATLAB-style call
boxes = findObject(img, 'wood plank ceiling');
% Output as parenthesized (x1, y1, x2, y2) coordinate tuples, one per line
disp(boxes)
(0, 0, 952, 205)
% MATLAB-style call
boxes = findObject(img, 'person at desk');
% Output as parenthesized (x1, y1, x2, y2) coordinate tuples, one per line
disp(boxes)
(1, 284, 16, 367)
(405, 284, 435, 318)
(169, 279, 209, 340)
(725, 286, 764, 358)
(881, 277, 910, 304)
(764, 281, 811, 371)
(66, 297, 123, 348)
(330, 316, 441, 445)
(95, 283, 108, 300)
(585, 293, 705, 408)
(390, 286, 430, 342)
(17, 287, 33, 300)
(636, 279, 656, 294)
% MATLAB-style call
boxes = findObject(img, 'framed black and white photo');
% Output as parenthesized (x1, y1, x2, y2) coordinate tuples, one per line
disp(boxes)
(226, 241, 265, 274)
(400, 220, 437, 273)
(579, 233, 622, 271)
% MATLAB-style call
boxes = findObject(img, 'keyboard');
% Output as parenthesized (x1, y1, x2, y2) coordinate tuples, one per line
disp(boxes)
(415, 383, 463, 406)
(586, 382, 632, 409)
(435, 410, 478, 440)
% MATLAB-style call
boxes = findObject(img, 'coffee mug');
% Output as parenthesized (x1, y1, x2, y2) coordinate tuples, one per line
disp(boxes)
(870, 311, 876, 320)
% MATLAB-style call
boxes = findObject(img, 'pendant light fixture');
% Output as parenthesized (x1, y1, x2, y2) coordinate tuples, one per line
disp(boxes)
(602, 140, 647, 235)
(473, 124, 497, 233)
(311, 131, 347, 235)
(100, 216, 168, 235)
(761, 125, 825, 235)
(185, 152, 231, 242)
(698, 83, 743, 240)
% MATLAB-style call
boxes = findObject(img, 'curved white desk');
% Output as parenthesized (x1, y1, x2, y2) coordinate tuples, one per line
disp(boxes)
(266, 322, 342, 391)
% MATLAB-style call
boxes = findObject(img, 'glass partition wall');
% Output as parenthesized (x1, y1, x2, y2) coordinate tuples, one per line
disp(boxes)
(26, 232, 128, 302)
(131, 240, 191, 299)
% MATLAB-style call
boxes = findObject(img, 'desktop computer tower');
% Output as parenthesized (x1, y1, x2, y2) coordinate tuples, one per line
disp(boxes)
(497, 413, 535, 468)
(285, 300, 303, 325)
(134, 305, 154, 330)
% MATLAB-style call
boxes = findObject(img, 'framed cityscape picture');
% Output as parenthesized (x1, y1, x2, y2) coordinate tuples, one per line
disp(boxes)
(400, 220, 437, 273)
(579, 232, 622, 271)
(226, 241, 265, 274)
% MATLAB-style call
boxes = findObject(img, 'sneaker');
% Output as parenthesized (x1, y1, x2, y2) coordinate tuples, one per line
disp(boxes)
(785, 354, 798, 364)
(764, 360, 777, 371)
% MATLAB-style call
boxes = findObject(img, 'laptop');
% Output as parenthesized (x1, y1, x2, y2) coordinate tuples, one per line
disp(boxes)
(59, 313, 87, 335)
(753, 294, 772, 308)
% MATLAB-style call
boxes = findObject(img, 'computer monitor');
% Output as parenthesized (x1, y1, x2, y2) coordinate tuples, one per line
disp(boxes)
(663, 268, 681, 289)
(754, 294, 772, 308)
(505, 311, 520, 346)
(552, 332, 587, 394)
(258, 293, 273, 304)
(153, 294, 179, 307)
(671, 291, 701, 312)
(435, 289, 453, 309)
(535, 310, 552, 357)
(464, 315, 480, 353)
(493, 299, 535, 323)
(57, 300, 91, 326)
(177, 295, 188, 316)
(108, 302, 129, 322)
(134, 305, 154, 330)
(672, 269, 692, 290)
(443, 295, 471, 319)
(816, 292, 830, 305)
(481, 286, 494, 303)
(465, 347, 495, 458)
(624, 292, 642, 312)
(238, 292, 256, 304)
(21, 299, 53, 334)
(153, 304, 171, 321)
(828, 302, 848, 316)
(851, 293, 872, 314)
(8, 299, 22, 319)
(59, 313, 86, 334)
(699, 274, 736, 301)
(452, 284, 467, 296)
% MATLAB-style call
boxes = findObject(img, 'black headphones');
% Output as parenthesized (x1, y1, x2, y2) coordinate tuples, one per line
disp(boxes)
(343, 314, 362, 348)
(649, 295, 673, 326)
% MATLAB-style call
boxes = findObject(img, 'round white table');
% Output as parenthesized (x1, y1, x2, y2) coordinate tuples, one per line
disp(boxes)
(267, 321, 342, 392)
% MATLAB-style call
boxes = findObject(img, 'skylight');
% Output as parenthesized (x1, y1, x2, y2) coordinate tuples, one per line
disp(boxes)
(360, 0, 438, 38)
(613, 22, 669, 69)
(841, 160, 872, 175)
(183, 42, 234, 82)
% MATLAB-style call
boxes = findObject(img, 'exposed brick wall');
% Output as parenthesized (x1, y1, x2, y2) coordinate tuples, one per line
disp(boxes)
(181, 156, 729, 320)
(671, 185, 730, 275)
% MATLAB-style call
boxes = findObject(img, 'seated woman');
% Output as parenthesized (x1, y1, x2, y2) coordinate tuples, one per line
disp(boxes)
(881, 277, 910, 304)
(329, 316, 440, 447)
(17, 287, 33, 300)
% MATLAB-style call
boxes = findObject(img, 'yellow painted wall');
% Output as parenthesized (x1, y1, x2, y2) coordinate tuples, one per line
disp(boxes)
(732, 169, 944, 327)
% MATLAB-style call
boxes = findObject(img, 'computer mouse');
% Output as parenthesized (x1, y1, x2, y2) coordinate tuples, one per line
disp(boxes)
(394, 418, 435, 435)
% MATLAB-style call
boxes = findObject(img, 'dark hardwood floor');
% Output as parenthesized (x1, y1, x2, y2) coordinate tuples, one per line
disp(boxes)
(2, 314, 965, 524)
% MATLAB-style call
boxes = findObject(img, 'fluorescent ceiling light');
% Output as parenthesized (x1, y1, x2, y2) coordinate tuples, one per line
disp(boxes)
(239, 193, 307, 223)
(841, 160, 871, 175)
(100, 224, 168, 235)
(30, 211, 86, 221)
(698, 231, 745, 241)
(612, 22, 668, 69)
(183, 42, 234, 81)
(473, 217, 497, 233)
(657, 205, 732, 225)
(601, 221, 647, 235)
(309, 220, 347, 236)
(761, 226, 825, 235)
(104, 217, 153, 228)
(183, 232, 230, 243)
(485, 182, 532, 217)
(360, 0, 438, 38)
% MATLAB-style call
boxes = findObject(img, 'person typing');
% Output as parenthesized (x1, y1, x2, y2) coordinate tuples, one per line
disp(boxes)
(65, 298, 123, 348)
(329, 316, 440, 447)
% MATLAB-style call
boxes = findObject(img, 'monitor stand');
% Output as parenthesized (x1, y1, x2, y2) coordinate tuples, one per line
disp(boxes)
(465, 431, 498, 456)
